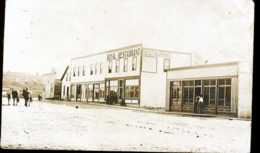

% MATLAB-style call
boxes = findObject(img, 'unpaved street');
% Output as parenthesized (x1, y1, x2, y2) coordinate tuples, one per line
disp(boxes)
(1, 99, 251, 152)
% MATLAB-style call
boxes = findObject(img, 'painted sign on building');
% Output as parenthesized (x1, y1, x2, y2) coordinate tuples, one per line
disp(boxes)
(143, 50, 171, 58)
(107, 48, 141, 61)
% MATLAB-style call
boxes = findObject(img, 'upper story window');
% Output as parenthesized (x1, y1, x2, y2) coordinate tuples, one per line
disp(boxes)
(164, 59, 170, 69)
(78, 66, 81, 76)
(108, 61, 112, 73)
(66, 72, 68, 81)
(132, 57, 137, 71)
(73, 67, 76, 77)
(116, 60, 120, 73)
(90, 64, 93, 75)
(124, 58, 128, 72)
(95, 63, 98, 75)
(82, 65, 86, 76)
(100, 63, 103, 74)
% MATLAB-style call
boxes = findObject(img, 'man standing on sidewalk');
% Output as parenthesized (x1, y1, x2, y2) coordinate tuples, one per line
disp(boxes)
(198, 95, 204, 114)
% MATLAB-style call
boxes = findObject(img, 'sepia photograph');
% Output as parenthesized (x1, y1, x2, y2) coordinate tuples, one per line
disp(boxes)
(1, 0, 254, 152)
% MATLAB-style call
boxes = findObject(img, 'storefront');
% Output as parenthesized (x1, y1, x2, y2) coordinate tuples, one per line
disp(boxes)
(166, 62, 240, 117)
(105, 77, 140, 105)
(169, 78, 237, 116)
(71, 81, 105, 102)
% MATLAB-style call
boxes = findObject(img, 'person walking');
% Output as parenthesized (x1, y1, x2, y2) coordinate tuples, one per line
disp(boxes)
(11, 89, 18, 106)
(7, 92, 11, 105)
(198, 95, 204, 114)
(23, 88, 30, 107)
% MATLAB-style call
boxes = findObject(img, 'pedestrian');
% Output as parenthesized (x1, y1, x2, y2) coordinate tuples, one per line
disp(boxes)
(11, 89, 18, 106)
(7, 92, 11, 105)
(198, 95, 204, 114)
(23, 88, 30, 107)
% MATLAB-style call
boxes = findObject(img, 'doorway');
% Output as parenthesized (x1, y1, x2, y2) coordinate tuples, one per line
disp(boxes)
(76, 85, 81, 101)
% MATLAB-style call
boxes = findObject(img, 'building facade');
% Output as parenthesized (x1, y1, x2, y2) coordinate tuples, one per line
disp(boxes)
(62, 43, 251, 118)
(42, 73, 62, 100)
(69, 43, 191, 107)
(61, 66, 71, 100)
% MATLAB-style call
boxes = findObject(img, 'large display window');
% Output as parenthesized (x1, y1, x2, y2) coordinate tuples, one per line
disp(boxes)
(170, 78, 236, 114)
(125, 79, 139, 99)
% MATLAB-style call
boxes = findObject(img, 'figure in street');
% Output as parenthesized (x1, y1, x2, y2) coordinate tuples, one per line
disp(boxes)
(7, 92, 11, 105)
(11, 89, 18, 106)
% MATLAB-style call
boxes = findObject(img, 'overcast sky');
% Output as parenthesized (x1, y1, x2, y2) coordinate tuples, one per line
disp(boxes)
(3, 0, 254, 76)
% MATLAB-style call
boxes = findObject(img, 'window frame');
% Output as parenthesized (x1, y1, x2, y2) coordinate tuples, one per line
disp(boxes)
(108, 61, 112, 73)
(124, 58, 128, 72)
(132, 56, 137, 71)
(116, 60, 120, 73)
(164, 58, 170, 70)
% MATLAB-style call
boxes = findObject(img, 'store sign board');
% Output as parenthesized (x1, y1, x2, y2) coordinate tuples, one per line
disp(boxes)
(142, 56, 157, 73)
(143, 50, 171, 58)
(107, 48, 141, 61)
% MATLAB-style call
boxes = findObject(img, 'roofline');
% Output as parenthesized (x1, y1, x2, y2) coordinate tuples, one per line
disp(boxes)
(61, 66, 69, 81)
(72, 43, 143, 60)
(165, 61, 240, 71)
(42, 72, 56, 76)
(142, 47, 191, 55)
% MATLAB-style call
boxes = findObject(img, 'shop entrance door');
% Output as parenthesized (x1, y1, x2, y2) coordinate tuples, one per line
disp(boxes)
(66, 86, 69, 100)
(194, 80, 202, 113)
(118, 80, 125, 102)
(76, 85, 81, 101)
(170, 81, 182, 111)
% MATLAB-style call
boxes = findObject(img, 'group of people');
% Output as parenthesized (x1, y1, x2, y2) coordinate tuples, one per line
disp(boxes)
(7, 88, 33, 107)
(106, 91, 118, 105)
(106, 92, 126, 106)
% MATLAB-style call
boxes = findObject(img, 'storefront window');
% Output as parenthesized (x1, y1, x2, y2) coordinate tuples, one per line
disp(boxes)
(125, 79, 139, 99)
(172, 81, 182, 104)
(110, 80, 118, 94)
(88, 84, 93, 101)
(218, 79, 231, 106)
(71, 85, 76, 98)
(81, 85, 86, 99)
(203, 79, 216, 106)
(94, 84, 100, 101)
(100, 84, 105, 101)
(183, 81, 194, 103)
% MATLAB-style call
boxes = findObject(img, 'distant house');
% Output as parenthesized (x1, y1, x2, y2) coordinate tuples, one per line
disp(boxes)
(2, 71, 43, 97)
(42, 72, 62, 100)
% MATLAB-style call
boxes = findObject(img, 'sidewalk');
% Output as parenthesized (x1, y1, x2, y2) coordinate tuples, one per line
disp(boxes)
(42, 99, 251, 121)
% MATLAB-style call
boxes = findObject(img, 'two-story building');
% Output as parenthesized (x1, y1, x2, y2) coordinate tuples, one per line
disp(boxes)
(69, 43, 191, 108)
(63, 43, 252, 118)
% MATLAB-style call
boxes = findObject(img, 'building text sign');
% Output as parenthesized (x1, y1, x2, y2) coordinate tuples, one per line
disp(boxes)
(143, 50, 171, 58)
(107, 48, 141, 61)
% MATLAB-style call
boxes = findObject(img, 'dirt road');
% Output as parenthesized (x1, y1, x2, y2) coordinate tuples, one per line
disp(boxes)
(1, 99, 251, 152)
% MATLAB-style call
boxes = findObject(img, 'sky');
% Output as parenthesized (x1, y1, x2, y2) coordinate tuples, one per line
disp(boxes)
(3, 0, 254, 77)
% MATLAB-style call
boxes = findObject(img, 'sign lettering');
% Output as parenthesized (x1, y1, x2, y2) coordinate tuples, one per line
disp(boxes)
(107, 48, 141, 61)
